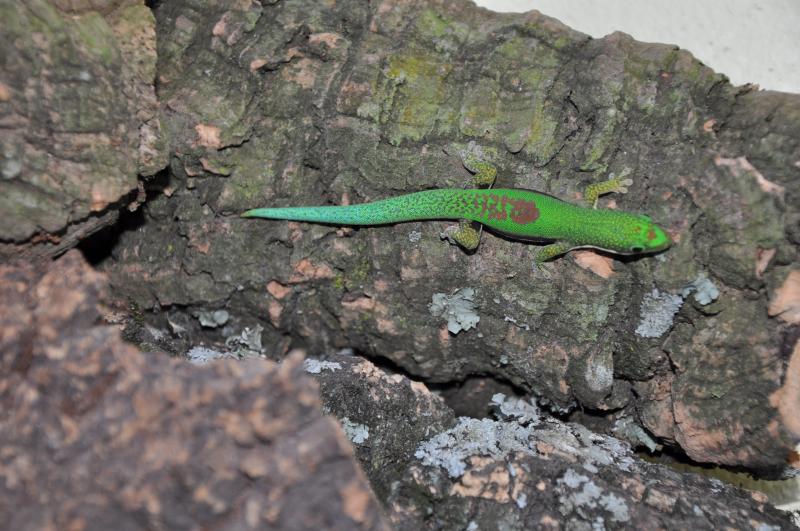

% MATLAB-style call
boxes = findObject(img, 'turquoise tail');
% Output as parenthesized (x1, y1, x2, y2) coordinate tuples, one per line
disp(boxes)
(242, 189, 472, 225)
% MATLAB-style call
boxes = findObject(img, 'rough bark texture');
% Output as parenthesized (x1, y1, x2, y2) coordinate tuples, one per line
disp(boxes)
(0, 251, 389, 530)
(0, 0, 168, 256)
(307, 353, 794, 530)
(3, 0, 799, 527)
(101, 0, 800, 472)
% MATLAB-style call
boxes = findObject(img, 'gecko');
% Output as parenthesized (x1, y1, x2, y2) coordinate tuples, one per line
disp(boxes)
(242, 162, 671, 267)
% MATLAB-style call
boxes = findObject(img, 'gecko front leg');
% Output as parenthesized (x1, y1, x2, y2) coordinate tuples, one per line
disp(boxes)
(530, 241, 574, 276)
(584, 169, 633, 209)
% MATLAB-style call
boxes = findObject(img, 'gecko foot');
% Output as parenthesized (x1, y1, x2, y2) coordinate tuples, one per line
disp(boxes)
(584, 169, 634, 209)
(471, 161, 498, 188)
(462, 152, 498, 188)
(441, 220, 482, 252)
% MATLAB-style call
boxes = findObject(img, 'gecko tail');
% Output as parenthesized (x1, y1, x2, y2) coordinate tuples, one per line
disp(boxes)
(240, 205, 357, 223)
(241, 208, 278, 218)
(240, 203, 412, 225)
(240, 189, 473, 226)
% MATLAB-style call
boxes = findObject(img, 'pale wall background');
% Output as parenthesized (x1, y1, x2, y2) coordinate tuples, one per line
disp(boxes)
(474, 0, 800, 94)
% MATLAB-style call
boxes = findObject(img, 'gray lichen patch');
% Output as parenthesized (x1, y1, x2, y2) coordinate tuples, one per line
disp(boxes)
(429, 287, 480, 334)
(195, 309, 230, 328)
(415, 393, 640, 481)
(490, 393, 540, 425)
(304, 358, 343, 374)
(681, 273, 720, 306)
(224, 325, 264, 357)
(415, 417, 537, 478)
(635, 289, 684, 338)
(636, 274, 721, 338)
(341, 417, 370, 445)
(186, 346, 237, 365)
(557, 468, 631, 523)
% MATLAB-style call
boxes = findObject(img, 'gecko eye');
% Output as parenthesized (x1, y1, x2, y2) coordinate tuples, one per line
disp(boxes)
(631, 246, 644, 253)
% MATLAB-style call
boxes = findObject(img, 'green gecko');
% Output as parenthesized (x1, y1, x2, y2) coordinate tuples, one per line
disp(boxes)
(242, 163, 671, 267)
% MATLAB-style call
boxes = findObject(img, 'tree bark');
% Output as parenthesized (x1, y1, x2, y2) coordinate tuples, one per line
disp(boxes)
(2, 0, 798, 526)
(0, 0, 168, 257)
(310, 353, 794, 530)
(0, 251, 389, 530)
(103, 0, 799, 471)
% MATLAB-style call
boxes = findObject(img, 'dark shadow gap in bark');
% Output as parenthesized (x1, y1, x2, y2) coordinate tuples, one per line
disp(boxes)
(431, 374, 535, 420)
(78, 169, 171, 266)
(640, 444, 792, 482)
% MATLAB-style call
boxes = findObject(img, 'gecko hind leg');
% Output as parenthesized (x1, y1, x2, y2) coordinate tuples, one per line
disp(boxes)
(470, 160, 497, 188)
(442, 220, 482, 252)
(584, 169, 634, 209)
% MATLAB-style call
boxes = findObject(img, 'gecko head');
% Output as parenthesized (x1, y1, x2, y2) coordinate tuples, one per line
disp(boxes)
(625, 215, 671, 254)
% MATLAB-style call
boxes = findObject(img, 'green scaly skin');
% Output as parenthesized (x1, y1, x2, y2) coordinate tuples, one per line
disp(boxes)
(242, 168, 671, 265)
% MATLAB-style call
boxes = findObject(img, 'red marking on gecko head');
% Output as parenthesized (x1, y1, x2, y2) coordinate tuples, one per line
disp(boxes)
(647, 227, 657, 241)
(509, 199, 539, 224)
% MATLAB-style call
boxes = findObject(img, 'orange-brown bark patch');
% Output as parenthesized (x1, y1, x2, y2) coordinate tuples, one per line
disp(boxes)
(266, 280, 291, 299)
(195, 124, 221, 149)
(769, 339, 800, 439)
(645, 488, 677, 512)
(282, 58, 316, 89)
(211, 17, 226, 37)
(341, 479, 371, 523)
(340, 296, 375, 328)
(376, 317, 398, 335)
(250, 58, 268, 71)
(768, 270, 800, 324)
(308, 32, 342, 48)
(289, 258, 335, 283)
(341, 296, 376, 312)
(756, 248, 776, 279)
(572, 250, 615, 278)
(450, 457, 511, 503)
(268, 300, 283, 327)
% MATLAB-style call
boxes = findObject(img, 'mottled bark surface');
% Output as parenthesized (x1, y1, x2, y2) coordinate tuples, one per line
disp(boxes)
(0, 0, 168, 256)
(3, 0, 799, 527)
(308, 353, 794, 530)
(0, 251, 389, 530)
(100, 0, 800, 471)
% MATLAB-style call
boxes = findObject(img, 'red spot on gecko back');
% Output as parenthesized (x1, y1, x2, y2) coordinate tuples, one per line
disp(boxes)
(509, 198, 539, 224)
(486, 194, 508, 221)
(474, 193, 539, 224)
